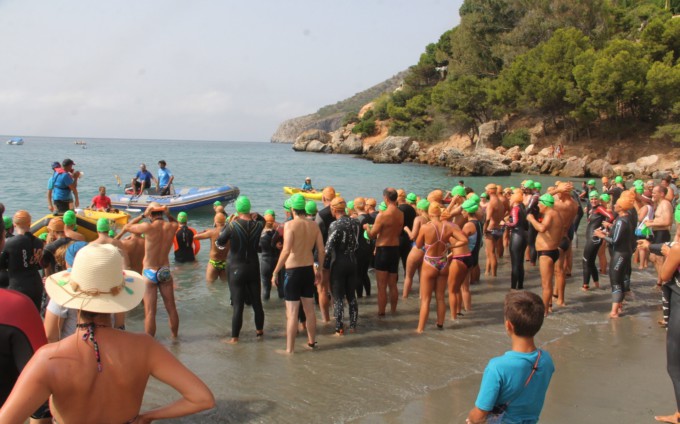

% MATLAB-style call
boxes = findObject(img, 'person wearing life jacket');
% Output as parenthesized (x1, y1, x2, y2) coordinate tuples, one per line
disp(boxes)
(173, 212, 200, 263)
(47, 159, 79, 213)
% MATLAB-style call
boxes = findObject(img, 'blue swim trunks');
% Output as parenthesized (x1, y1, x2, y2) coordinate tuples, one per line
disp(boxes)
(143, 266, 172, 284)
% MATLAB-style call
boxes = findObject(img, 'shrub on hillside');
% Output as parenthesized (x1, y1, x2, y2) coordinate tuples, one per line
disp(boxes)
(501, 128, 531, 149)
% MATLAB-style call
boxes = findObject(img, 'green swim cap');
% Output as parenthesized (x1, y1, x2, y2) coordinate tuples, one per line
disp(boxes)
(347, 200, 355, 210)
(378, 201, 387, 212)
(615, 176, 623, 184)
(635, 185, 644, 194)
(539, 193, 554, 207)
(588, 190, 600, 199)
(96, 218, 110, 233)
(451, 186, 466, 197)
(587, 179, 596, 186)
(108, 230, 116, 237)
(534, 182, 542, 190)
(675, 204, 680, 224)
(177, 211, 188, 223)
(235, 196, 251, 214)
(523, 180, 534, 189)
(38, 233, 48, 241)
(3, 216, 12, 228)
(510, 186, 516, 191)
(213, 200, 222, 207)
(290, 193, 306, 211)
(305, 201, 317, 215)
(264, 209, 275, 218)
(406, 193, 417, 203)
(634, 179, 644, 187)
(416, 199, 430, 211)
(63, 210, 76, 226)
(599, 193, 611, 202)
(468, 193, 481, 204)
(461, 198, 479, 213)
(480, 193, 488, 199)
(283, 198, 292, 212)
(363, 230, 370, 240)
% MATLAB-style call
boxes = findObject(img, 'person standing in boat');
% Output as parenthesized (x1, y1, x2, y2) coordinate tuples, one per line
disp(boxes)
(47, 159, 79, 214)
(157, 160, 174, 196)
(131, 163, 156, 195)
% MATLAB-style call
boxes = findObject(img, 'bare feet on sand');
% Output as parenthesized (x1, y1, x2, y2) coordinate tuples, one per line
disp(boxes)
(655, 412, 680, 423)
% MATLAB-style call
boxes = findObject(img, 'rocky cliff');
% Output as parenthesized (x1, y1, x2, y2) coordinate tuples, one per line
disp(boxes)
(270, 71, 408, 144)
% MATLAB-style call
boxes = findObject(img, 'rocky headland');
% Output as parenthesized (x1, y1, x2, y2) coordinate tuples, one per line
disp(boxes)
(288, 117, 679, 179)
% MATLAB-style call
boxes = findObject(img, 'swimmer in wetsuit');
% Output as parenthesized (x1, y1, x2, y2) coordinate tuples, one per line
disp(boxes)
(0, 211, 44, 311)
(415, 202, 454, 333)
(324, 197, 361, 334)
(364, 188, 404, 316)
(402, 199, 430, 298)
(215, 196, 265, 344)
(582, 191, 614, 291)
(353, 198, 374, 298)
(259, 210, 280, 300)
(595, 195, 635, 318)
(173, 212, 200, 263)
(526, 194, 563, 315)
(398, 189, 417, 276)
(506, 189, 528, 290)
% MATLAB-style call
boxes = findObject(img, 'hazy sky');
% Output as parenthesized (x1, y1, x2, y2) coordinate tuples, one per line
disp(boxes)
(0, 1, 462, 141)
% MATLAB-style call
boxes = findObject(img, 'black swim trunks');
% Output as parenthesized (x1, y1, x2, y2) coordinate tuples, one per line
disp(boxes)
(486, 228, 504, 241)
(538, 249, 560, 263)
(374, 246, 400, 274)
(284, 266, 315, 301)
(451, 254, 474, 269)
(558, 236, 571, 252)
(654, 230, 672, 244)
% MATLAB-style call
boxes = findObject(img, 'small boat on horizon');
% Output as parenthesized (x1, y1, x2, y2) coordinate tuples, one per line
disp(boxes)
(6, 137, 24, 145)
(74, 140, 87, 145)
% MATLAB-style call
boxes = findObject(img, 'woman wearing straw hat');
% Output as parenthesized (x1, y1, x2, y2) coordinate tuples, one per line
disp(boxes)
(0, 244, 215, 423)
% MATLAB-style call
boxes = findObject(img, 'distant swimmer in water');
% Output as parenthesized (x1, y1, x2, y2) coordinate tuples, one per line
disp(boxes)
(0, 244, 215, 424)
(301, 177, 316, 193)
(195, 212, 228, 283)
(526, 194, 563, 315)
(272, 193, 325, 354)
(364, 188, 403, 316)
(121, 203, 179, 338)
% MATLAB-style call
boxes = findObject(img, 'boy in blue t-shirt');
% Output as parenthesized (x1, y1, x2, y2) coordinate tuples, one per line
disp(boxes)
(467, 291, 554, 424)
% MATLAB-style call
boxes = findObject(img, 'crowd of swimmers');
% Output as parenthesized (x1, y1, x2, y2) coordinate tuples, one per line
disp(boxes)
(4, 167, 680, 422)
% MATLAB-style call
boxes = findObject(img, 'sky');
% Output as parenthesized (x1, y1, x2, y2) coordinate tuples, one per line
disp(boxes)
(0, 1, 462, 141)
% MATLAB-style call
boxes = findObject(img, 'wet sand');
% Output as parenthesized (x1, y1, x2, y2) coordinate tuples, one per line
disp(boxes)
(132, 240, 672, 423)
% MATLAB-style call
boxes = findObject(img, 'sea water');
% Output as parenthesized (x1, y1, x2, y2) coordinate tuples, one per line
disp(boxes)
(0, 137, 661, 423)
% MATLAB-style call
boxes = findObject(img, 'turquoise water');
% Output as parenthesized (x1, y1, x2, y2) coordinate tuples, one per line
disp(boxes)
(0, 136, 571, 226)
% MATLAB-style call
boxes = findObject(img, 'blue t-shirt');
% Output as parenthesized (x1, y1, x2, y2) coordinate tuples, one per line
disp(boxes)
(49, 171, 74, 201)
(302, 182, 313, 191)
(158, 168, 173, 187)
(135, 170, 153, 184)
(475, 349, 554, 424)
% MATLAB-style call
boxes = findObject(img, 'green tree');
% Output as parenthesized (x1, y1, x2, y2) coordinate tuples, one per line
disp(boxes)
(432, 75, 494, 139)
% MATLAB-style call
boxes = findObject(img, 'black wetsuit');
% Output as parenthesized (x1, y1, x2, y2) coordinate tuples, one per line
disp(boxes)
(0, 233, 45, 311)
(0, 233, 12, 289)
(608, 186, 624, 206)
(571, 191, 584, 242)
(604, 214, 634, 303)
(316, 206, 335, 243)
(355, 213, 374, 297)
(526, 193, 540, 263)
(506, 204, 528, 289)
(398, 204, 417, 274)
(259, 227, 280, 300)
(216, 216, 265, 338)
(324, 215, 360, 331)
(582, 206, 613, 288)
(468, 219, 483, 269)
(174, 226, 197, 263)
(0, 289, 48, 411)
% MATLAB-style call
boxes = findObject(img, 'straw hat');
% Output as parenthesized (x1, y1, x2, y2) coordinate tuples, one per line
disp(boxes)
(45, 244, 145, 313)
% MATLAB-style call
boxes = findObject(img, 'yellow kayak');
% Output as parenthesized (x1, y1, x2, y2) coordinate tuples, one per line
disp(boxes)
(81, 209, 131, 227)
(31, 214, 99, 242)
(283, 186, 339, 201)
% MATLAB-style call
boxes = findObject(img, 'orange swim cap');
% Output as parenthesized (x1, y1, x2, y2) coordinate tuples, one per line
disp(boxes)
(47, 216, 64, 232)
(331, 197, 347, 211)
(428, 202, 442, 217)
(616, 196, 634, 211)
(365, 198, 377, 207)
(354, 197, 366, 209)
(427, 190, 443, 203)
(322, 186, 336, 200)
(511, 188, 523, 204)
(13, 210, 31, 228)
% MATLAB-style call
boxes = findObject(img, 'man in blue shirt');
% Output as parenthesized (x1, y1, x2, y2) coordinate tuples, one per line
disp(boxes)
(131, 163, 156, 195)
(47, 159, 79, 213)
(157, 160, 174, 196)
(467, 291, 554, 424)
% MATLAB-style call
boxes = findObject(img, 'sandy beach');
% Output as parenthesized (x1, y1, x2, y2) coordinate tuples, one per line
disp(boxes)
(131, 234, 672, 424)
